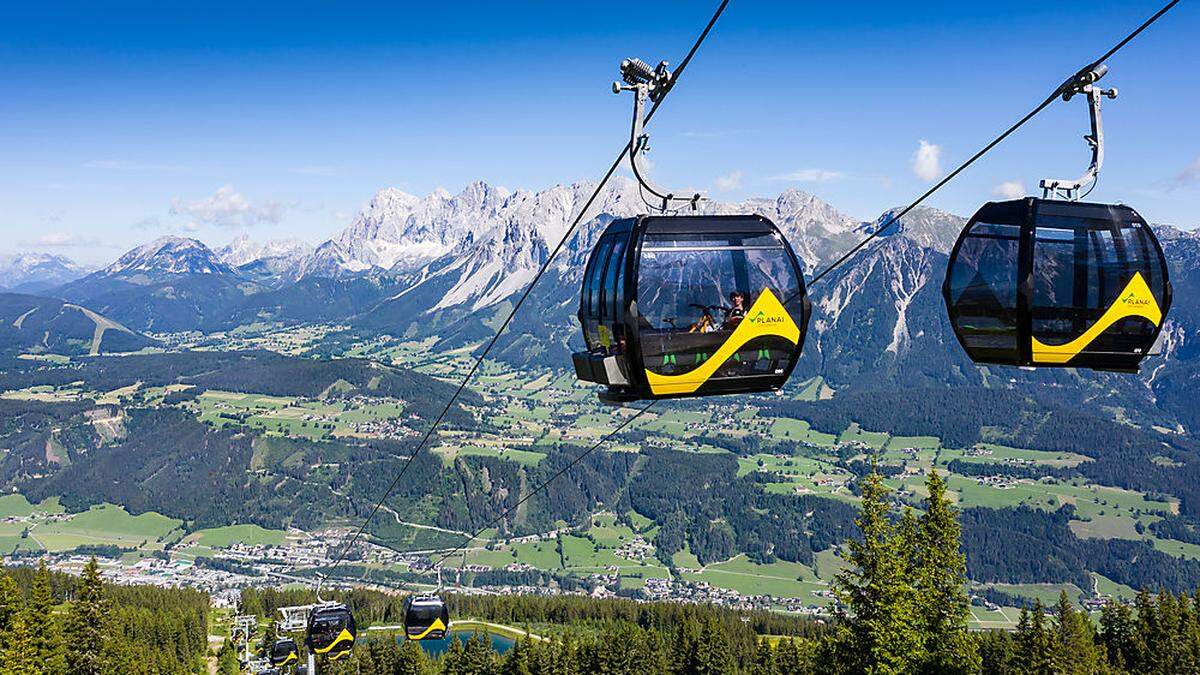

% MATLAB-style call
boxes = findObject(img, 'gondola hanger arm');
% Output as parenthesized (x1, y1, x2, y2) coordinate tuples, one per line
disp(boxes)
(614, 57, 704, 211)
(1040, 64, 1119, 201)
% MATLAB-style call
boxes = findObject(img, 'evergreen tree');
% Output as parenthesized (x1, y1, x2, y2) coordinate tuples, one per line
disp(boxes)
(463, 631, 501, 672)
(776, 636, 817, 675)
(1099, 599, 1135, 671)
(239, 586, 265, 617)
(0, 568, 20, 642)
(834, 468, 923, 674)
(671, 615, 703, 674)
(533, 630, 578, 675)
(1015, 601, 1054, 674)
(397, 638, 432, 675)
(693, 614, 736, 674)
(216, 638, 240, 675)
(1132, 588, 1157, 673)
(3, 613, 40, 675)
(98, 626, 136, 675)
(62, 558, 108, 675)
(915, 470, 979, 674)
(442, 636, 468, 675)
(442, 632, 499, 675)
(1181, 592, 1200, 673)
(1052, 590, 1104, 674)
(751, 638, 778, 675)
(27, 562, 66, 675)
(257, 616, 278, 659)
(976, 630, 1016, 675)
(501, 635, 534, 675)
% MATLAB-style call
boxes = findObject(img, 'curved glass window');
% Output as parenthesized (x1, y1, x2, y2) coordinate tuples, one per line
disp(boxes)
(581, 237, 614, 351)
(600, 237, 628, 353)
(945, 218, 1022, 363)
(636, 232, 803, 381)
(1031, 203, 1167, 358)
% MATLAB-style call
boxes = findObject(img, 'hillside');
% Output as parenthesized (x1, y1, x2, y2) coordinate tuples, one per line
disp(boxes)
(0, 292, 155, 356)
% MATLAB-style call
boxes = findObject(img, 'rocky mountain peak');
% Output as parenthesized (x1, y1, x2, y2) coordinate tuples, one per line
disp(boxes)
(102, 236, 234, 278)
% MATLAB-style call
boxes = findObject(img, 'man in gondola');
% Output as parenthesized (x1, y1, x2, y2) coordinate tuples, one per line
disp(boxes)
(724, 291, 749, 329)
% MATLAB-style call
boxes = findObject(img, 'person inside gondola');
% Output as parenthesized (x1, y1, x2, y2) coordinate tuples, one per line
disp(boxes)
(724, 291, 749, 329)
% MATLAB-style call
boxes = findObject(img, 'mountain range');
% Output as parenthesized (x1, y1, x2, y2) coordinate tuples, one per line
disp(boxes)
(0, 253, 89, 294)
(10, 178, 1200, 431)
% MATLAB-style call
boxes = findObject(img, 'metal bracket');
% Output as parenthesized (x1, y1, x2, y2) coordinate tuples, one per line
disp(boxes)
(1040, 64, 1118, 201)
(613, 58, 703, 212)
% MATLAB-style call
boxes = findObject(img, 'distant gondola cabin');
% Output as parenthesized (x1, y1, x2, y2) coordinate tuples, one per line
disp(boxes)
(268, 637, 299, 667)
(305, 603, 356, 661)
(404, 595, 450, 641)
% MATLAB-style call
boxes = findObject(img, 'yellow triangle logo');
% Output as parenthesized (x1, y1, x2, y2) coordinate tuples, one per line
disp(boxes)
(409, 617, 448, 640)
(645, 287, 800, 395)
(1032, 272, 1162, 364)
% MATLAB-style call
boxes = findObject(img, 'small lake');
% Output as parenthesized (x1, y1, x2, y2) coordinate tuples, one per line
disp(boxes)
(399, 627, 516, 656)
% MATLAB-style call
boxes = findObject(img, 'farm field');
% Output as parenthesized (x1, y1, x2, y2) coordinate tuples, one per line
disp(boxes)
(12, 503, 182, 555)
(182, 524, 288, 549)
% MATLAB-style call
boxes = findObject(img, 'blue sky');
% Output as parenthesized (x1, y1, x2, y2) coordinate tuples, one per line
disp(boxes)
(1, 0, 1197, 265)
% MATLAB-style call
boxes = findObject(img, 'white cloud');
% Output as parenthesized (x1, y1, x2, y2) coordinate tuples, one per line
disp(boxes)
(912, 140, 942, 182)
(769, 169, 845, 183)
(992, 180, 1026, 199)
(170, 185, 286, 228)
(714, 171, 744, 191)
(23, 232, 99, 248)
(1172, 157, 1200, 189)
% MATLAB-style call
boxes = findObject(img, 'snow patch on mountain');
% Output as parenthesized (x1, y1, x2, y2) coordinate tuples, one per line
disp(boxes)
(102, 236, 235, 278)
(307, 178, 866, 315)
(217, 234, 313, 267)
(857, 206, 965, 255)
(0, 253, 88, 291)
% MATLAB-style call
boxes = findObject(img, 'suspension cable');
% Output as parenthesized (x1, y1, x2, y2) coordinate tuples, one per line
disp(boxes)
(320, 0, 731, 585)
(430, 400, 657, 572)
(806, 0, 1180, 288)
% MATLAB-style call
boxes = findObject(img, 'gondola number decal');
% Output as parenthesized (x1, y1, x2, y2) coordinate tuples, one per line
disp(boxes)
(645, 288, 800, 395)
(1031, 272, 1163, 364)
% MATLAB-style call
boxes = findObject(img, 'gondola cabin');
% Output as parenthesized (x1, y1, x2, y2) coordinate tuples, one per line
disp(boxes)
(268, 637, 299, 667)
(944, 198, 1171, 372)
(305, 603, 356, 661)
(404, 595, 450, 640)
(573, 215, 810, 401)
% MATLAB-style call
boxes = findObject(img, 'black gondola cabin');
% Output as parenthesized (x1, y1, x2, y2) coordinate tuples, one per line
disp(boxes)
(944, 198, 1170, 372)
(269, 637, 299, 667)
(573, 215, 810, 400)
(305, 603, 356, 661)
(404, 595, 450, 640)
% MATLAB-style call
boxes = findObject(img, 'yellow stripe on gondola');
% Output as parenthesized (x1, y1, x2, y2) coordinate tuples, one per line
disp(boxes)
(645, 288, 800, 396)
(1031, 272, 1163, 364)
(280, 652, 298, 665)
(408, 618, 448, 641)
(313, 628, 355, 654)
